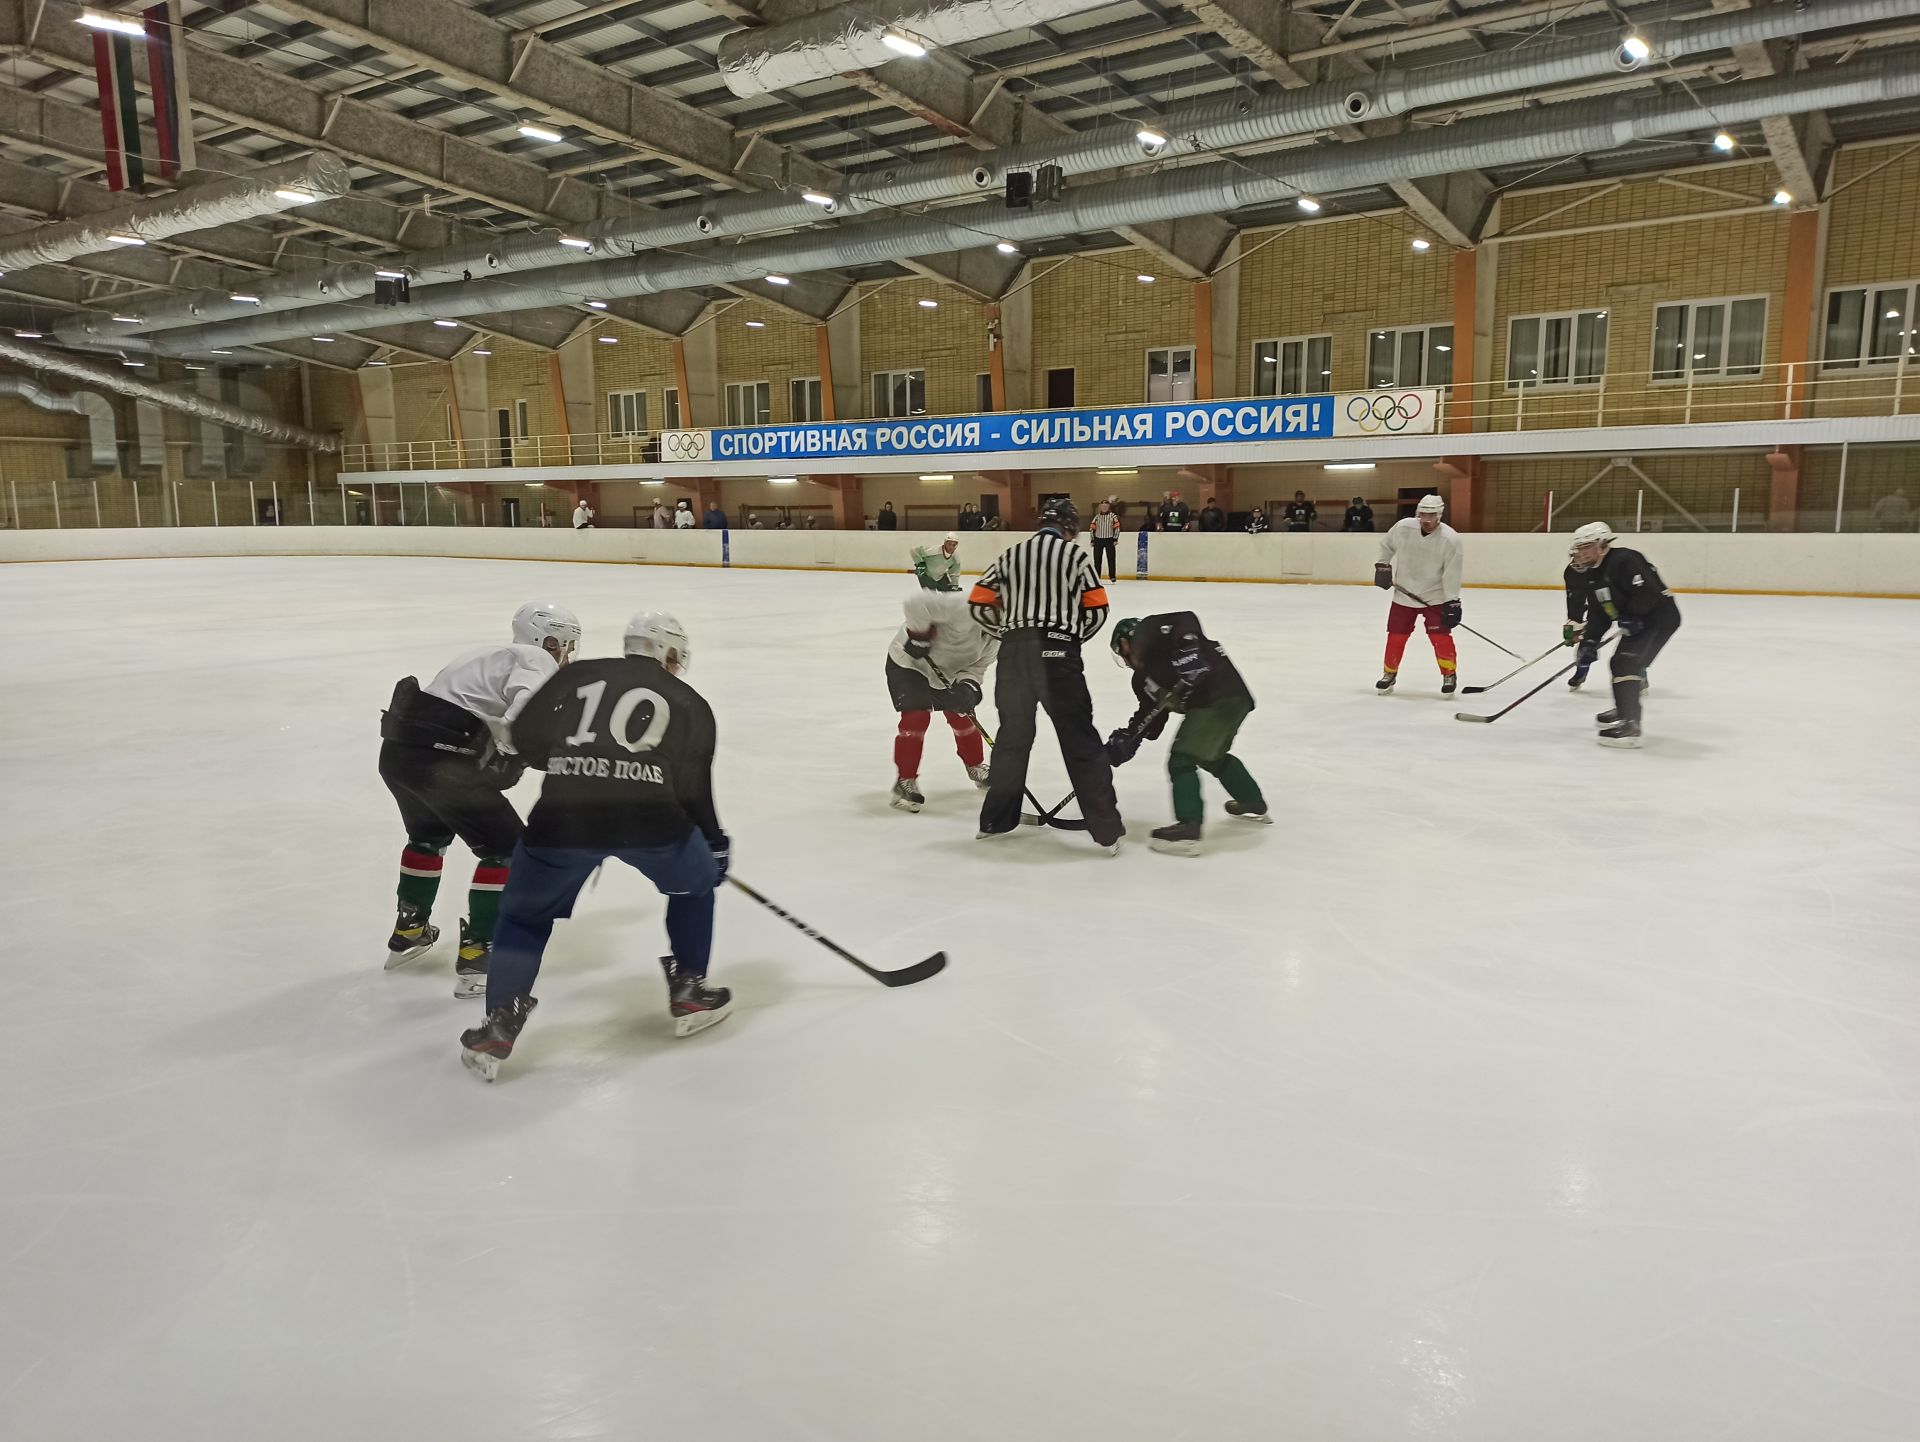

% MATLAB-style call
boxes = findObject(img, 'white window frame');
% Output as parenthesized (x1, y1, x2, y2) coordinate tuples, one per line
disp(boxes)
(1367, 323, 1453, 389)
(724, 380, 770, 427)
(513, 398, 530, 440)
(663, 387, 682, 430)
(1252, 333, 1333, 397)
(788, 376, 824, 422)
(1820, 280, 1920, 371)
(1650, 295, 1769, 383)
(871, 367, 927, 419)
(976, 371, 995, 413)
(1144, 345, 1196, 404)
(1505, 308, 1610, 390)
(607, 389, 648, 437)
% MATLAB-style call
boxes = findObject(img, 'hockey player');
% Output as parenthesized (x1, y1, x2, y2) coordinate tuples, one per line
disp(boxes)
(911, 534, 962, 591)
(1107, 614, 1268, 857)
(1563, 542, 1603, 690)
(459, 613, 731, 1080)
(1373, 493, 1463, 695)
(887, 589, 997, 812)
(378, 601, 581, 998)
(1563, 521, 1682, 748)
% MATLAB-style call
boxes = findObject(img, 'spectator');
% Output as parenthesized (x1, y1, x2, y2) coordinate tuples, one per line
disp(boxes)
(1157, 489, 1192, 533)
(571, 499, 594, 530)
(958, 501, 984, 532)
(1198, 497, 1228, 532)
(703, 502, 727, 529)
(878, 500, 899, 531)
(983, 513, 1004, 531)
(1108, 494, 1128, 527)
(748, 512, 765, 528)
(1246, 505, 1270, 535)
(674, 499, 695, 529)
(1343, 495, 1376, 532)
(1873, 490, 1914, 532)
(651, 497, 673, 530)
(804, 514, 819, 529)
(1283, 491, 1317, 532)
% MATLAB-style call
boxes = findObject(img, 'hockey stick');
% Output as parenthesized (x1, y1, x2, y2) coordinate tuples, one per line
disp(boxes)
(1460, 641, 1569, 695)
(1019, 698, 1171, 830)
(920, 656, 1055, 821)
(1392, 583, 1522, 660)
(727, 876, 947, 987)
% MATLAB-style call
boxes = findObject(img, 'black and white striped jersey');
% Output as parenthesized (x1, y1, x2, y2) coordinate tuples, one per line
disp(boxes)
(968, 529, 1110, 641)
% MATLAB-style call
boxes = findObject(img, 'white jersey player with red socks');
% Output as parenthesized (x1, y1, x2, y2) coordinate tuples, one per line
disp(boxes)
(884, 590, 998, 812)
(1373, 493, 1465, 695)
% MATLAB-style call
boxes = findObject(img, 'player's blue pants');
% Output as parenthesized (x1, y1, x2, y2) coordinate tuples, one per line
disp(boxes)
(486, 832, 719, 1010)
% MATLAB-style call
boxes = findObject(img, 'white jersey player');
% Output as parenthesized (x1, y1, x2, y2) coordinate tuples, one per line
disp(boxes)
(885, 590, 999, 812)
(1372, 493, 1464, 694)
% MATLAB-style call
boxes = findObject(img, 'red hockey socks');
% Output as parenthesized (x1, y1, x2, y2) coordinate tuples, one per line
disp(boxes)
(895, 710, 930, 777)
(945, 711, 985, 767)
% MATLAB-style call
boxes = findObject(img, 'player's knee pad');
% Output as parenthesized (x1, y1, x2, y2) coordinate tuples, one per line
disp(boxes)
(896, 709, 930, 737)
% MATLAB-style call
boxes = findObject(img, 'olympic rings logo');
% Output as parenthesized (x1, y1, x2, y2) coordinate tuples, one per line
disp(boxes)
(1344, 392, 1424, 432)
(663, 431, 709, 459)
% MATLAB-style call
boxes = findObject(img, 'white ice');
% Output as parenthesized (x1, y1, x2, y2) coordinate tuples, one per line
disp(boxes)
(3, 555, 1919, 1442)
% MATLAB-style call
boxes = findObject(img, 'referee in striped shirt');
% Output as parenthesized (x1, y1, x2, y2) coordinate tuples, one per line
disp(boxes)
(968, 498, 1125, 850)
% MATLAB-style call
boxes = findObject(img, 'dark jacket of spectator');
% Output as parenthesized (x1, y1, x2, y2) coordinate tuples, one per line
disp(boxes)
(958, 503, 985, 532)
(877, 502, 899, 531)
(1343, 500, 1375, 532)
(1197, 502, 1228, 532)
(1283, 496, 1316, 532)
(703, 505, 727, 529)
(1246, 507, 1270, 535)
(1157, 498, 1192, 532)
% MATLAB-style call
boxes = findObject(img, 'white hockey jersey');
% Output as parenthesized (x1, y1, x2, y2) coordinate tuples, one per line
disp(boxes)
(424, 642, 559, 747)
(888, 590, 998, 685)
(1379, 517, 1463, 605)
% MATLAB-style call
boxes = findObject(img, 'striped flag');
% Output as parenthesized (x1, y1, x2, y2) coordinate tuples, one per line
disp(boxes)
(92, 25, 145, 192)
(144, 2, 195, 180)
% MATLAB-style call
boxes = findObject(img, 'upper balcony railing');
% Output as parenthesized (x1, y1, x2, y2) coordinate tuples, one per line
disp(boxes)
(338, 360, 1920, 474)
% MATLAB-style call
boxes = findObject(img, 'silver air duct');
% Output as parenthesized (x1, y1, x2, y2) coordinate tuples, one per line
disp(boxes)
(110, 0, 1905, 346)
(0, 152, 352, 276)
(94, 262, 379, 339)
(0, 375, 117, 469)
(0, 341, 339, 452)
(716, 0, 1120, 99)
(143, 55, 1919, 357)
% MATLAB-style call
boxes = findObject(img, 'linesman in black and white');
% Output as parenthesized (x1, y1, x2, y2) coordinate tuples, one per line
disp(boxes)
(1564, 521, 1683, 749)
(967, 499, 1124, 852)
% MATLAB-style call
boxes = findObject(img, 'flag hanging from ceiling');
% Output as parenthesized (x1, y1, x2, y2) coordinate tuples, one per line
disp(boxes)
(92, 25, 145, 192)
(144, 1, 196, 180)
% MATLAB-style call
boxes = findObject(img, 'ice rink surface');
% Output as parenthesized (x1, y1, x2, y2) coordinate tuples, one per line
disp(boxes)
(3, 553, 1918, 1442)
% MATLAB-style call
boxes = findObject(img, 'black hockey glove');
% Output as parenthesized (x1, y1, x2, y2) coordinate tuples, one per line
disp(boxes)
(946, 678, 982, 714)
(1373, 562, 1393, 590)
(1104, 727, 1142, 767)
(903, 635, 933, 661)
(1575, 635, 1600, 667)
(709, 833, 731, 883)
(1440, 600, 1462, 631)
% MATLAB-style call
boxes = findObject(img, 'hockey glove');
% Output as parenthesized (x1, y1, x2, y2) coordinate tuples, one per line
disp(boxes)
(1373, 562, 1394, 590)
(1562, 621, 1584, 646)
(947, 678, 982, 714)
(903, 635, 933, 661)
(1619, 616, 1646, 639)
(1575, 635, 1600, 667)
(709, 833, 732, 883)
(1439, 600, 1462, 631)
(1104, 728, 1142, 767)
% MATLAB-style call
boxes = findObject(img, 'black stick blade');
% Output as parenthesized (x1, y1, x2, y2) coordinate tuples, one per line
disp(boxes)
(1454, 711, 1495, 723)
(868, 951, 947, 987)
(1461, 685, 1493, 695)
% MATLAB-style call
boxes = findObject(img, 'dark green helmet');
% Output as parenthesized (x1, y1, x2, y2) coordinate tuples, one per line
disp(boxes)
(1110, 616, 1140, 666)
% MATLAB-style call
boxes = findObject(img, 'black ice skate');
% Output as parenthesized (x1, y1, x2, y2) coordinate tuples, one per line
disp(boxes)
(453, 920, 489, 1000)
(662, 955, 732, 1037)
(1150, 821, 1203, 857)
(460, 995, 536, 1081)
(1568, 665, 1591, 690)
(890, 777, 925, 813)
(385, 905, 440, 969)
(965, 762, 991, 790)
(1225, 800, 1273, 825)
(1375, 671, 1397, 694)
(1441, 673, 1458, 695)
(1597, 720, 1643, 749)
(1595, 707, 1621, 727)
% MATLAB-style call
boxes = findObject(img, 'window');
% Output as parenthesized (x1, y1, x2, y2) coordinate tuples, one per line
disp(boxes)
(1507, 309, 1609, 388)
(513, 398, 530, 439)
(663, 387, 682, 430)
(976, 371, 995, 412)
(1145, 345, 1195, 403)
(724, 380, 770, 426)
(1045, 367, 1076, 408)
(1367, 324, 1453, 388)
(871, 368, 926, 418)
(607, 389, 647, 436)
(1652, 296, 1766, 380)
(1253, 334, 1332, 396)
(1822, 281, 1920, 369)
(788, 376, 824, 422)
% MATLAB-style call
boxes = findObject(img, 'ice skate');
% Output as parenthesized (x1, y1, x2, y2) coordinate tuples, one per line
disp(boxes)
(1150, 821, 1202, 857)
(1441, 673, 1458, 695)
(384, 905, 440, 969)
(1595, 707, 1621, 727)
(453, 920, 488, 1000)
(889, 776, 924, 813)
(965, 762, 991, 790)
(1597, 720, 1643, 749)
(664, 956, 732, 1037)
(1225, 800, 1273, 825)
(1374, 671, 1397, 694)
(975, 823, 1021, 840)
(460, 995, 536, 1081)
(1568, 666, 1590, 690)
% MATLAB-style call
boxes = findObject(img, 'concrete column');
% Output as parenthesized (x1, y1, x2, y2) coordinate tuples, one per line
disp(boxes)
(999, 267, 1033, 411)
(1766, 446, 1803, 533)
(979, 469, 1033, 527)
(678, 315, 720, 427)
(556, 334, 597, 448)
(356, 366, 396, 450)
(449, 351, 489, 465)
(827, 301, 862, 419)
(1179, 463, 1232, 513)
(815, 323, 838, 420)
(1433, 455, 1484, 532)
(823, 475, 865, 528)
(1779, 206, 1826, 423)
(1209, 236, 1240, 399)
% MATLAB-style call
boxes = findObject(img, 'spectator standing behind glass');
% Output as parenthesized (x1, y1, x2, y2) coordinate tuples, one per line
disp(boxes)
(674, 500, 695, 529)
(1343, 496, 1375, 532)
(1873, 490, 1913, 532)
(1246, 505, 1269, 535)
(1198, 498, 1227, 532)
(571, 500, 593, 530)
(1108, 494, 1128, 527)
(652, 497, 673, 530)
(878, 501, 899, 531)
(958, 501, 984, 532)
(1157, 490, 1192, 533)
(1283, 491, 1316, 532)
(1089, 500, 1120, 581)
(703, 502, 727, 529)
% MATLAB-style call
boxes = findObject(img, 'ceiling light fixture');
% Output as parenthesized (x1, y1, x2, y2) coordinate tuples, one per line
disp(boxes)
(517, 123, 565, 144)
(1324, 462, 1376, 472)
(1136, 126, 1169, 152)
(472, 348, 491, 355)
(77, 9, 146, 37)
(557, 234, 593, 250)
(597, 335, 617, 344)
(765, 274, 791, 285)
(880, 30, 928, 58)
(111, 314, 141, 323)
(105, 233, 145, 246)
(122, 359, 144, 367)
(1097, 468, 1137, 476)
(209, 349, 233, 355)
(1296, 195, 1322, 213)
(800, 190, 836, 207)
(272, 188, 317, 204)
(919, 473, 954, 481)
(1136, 273, 1155, 284)
(311, 336, 335, 342)
(918, 298, 938, 309)
(1773, 188, 1792, 205)
(374, 268, 408, 280)
(745, 319, 765, 328)
(1712, 131, 1736, 152)
(769, 477, 798, 484)
(433, 319, 460, 328)
(230, 292, 261, 304)
(1411, 237, 1431, 252)
(14, 329, 42, 339)
(585, 300, 608, 309)
(995, 241, 1019, 255)
(1618, 33, 1652, 66)
(366, 360, 388, 366)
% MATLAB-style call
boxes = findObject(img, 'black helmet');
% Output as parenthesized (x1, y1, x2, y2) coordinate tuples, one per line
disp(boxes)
(1039, 497, 1080, 531)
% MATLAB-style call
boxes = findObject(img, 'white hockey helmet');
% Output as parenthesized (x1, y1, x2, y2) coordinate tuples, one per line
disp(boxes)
(624, 610, 692, 673)
(512, 601, 582, 657)
(1571, 520, 1616, 548)
(1416, 493, 1446, 516)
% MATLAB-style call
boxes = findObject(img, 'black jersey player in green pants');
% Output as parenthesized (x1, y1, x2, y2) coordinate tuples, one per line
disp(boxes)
(1107, 613, 1270, 857)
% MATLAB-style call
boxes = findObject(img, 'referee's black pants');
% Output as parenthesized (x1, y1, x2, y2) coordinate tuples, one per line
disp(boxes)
(980, 628, 1123, 846)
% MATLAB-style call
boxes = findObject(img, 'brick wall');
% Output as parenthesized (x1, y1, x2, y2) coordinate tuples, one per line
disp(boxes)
(858, 281, 994, 418)
(714, 298, 820, 423)
(1030, 254, 1195, 408)
(591, 323, 677, 433)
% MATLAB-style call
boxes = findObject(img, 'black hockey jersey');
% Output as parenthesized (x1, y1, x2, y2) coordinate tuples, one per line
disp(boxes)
(1565, 546, 1680, 630)
(1124, 611, 1253, 729)
(509, 655, 722, 850)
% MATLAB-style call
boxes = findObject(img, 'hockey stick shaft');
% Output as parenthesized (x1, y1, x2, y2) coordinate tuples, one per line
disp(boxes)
(1460, 640, 1569, 694)
(1454, 633, 1613, 722)
(1392, 583, 1522, 660)
(1023, 698, 1170, 829)
(727, 876, 946, 986)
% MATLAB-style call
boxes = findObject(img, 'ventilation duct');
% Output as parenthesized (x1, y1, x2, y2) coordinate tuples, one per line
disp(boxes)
(0, 339, 339, 451)
(0, 375, 117, 469)
(0, 152, 352, 276)
(141, 55, 1919, 356)
(716, 0, 1120, 98)
(104, 0, 1906, 347)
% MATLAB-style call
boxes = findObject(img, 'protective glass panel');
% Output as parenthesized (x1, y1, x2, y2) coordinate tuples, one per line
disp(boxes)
(1542, 316, 1571, 383)
(1368, 331, 1396, 387)
(1727, 299, 1766, 375)
(1652, 305, 1686, 380)
(1397, 331, 1424, 387)
(1508, 317, 1540, 385)
(1253, 341, 1279, 397)
(1428, 326, 1453, 388)
(1307, 335, 1332, 389)
(1693, 304, 1725, 374)
(1575, 312, 1609, 383)
(1823, 290, 1865, 368)
(1280, 341, 1303, 396)
(1870, 287, 1909, 363)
